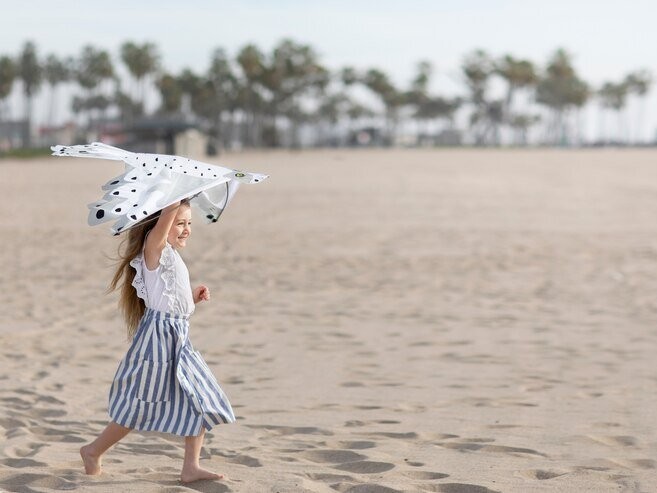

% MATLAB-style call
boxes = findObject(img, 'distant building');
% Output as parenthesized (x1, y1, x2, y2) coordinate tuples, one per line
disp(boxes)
(38, 122, 77, 147)
(88, 116, 209, 157)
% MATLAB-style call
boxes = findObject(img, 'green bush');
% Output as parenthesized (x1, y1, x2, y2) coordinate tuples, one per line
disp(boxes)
(0, 148, 52, 159)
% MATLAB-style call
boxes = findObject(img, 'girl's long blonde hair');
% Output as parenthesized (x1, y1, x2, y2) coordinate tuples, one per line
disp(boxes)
(109, 212, 161, 339)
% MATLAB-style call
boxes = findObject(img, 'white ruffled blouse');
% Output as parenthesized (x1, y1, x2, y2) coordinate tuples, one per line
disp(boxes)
(130, 242, 195, 316)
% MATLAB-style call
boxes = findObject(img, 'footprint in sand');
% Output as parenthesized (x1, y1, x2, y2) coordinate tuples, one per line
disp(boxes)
(117, 442, 183, 460)
(35, 395, 66, 405)
(0, 396, 32, 411)
(0, 417, 26, 429)
(334, 461, 395, 474)
(404, 460, 425, 467)
(246, 424, 333, 436)
(486, 424, 519, 430)
(515, 469, 567, 480)
(209, 449, 263, 467)
(335, 440, 376, 450)
(306, 472, 355, 483)
(0, 473, 77, 491)
(5, 443, 47, 458)
(30, 408, 67, 419)
(368, 432, 418, 440)
(1, 458, 48, 468)
(606, 458, 655, 469)
(301, 449, 395, 475)
(587, 435, 638, 447)
(424, 484, 500, 493)
(402, 471, 450, 480)
(436, 441, 546, 457)
(343, 485, 402, 493)
(303, 450, 367, 464)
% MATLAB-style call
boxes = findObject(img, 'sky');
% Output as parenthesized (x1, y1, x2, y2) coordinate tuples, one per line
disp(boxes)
(3, 0, 657, 140)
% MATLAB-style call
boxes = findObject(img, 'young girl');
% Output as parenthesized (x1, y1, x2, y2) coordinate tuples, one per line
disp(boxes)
(80, 199, 235, 483)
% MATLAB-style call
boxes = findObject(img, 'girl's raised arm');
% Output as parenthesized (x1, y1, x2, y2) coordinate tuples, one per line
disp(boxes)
(144, 201, 180, 270)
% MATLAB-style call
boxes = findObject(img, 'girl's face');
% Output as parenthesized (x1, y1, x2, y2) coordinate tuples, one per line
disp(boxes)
(167, 205, 192, 249)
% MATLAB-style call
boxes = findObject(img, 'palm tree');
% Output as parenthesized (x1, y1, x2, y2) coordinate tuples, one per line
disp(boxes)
(363, 68, 402, 145)
(236, 44, 266, 146)
(508, 114, 540, 146)
(75, 45, 114, 127)
(469, 99, 504, 145)
(176, 68, 202, 116)
(17, 41, 43, 147)
(535, 49, 589, 145)
(120, 41, 160, 111)
(315, 92, 350, 145)
(156, 73, 183, 113)
(406, 61, 433, 142)
(76, 45, 114, 93)
(496, 56, 537, 113)
(260, 39, 329, 147)
(414, 96, 462, 144)
(495, 55, 538, 144)
(345, 101, 375, 143)
(43, 54, 72, 126)
(413, 61, 432, 92)
(206, 48, 239, 150)
(0, 56, 16, 122)
(598, 81, 629, 144)
(332, 66, 362, 143)
(114, 90, 143, 122)
(461, 49, 497, 145)
(624, 70, 652, 143)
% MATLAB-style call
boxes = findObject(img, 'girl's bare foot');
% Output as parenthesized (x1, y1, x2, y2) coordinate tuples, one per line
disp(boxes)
(180, 465, 224, 483)
(80, 445, 102, 475)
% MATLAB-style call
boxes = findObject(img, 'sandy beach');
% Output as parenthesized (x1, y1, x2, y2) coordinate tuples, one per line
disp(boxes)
(1, 148, 656, 492)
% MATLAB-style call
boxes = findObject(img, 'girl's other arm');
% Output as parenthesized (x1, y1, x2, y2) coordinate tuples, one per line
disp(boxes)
(144, 201, 180, 270)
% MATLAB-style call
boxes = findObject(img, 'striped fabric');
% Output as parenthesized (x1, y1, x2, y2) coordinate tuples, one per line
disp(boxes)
(109, 308, 235, 436)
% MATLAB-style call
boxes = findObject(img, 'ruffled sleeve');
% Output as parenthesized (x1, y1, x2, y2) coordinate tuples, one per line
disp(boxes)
(130, 253, 148, 303)
(130, 243, 176, 308)
(158, 243, 177, 312)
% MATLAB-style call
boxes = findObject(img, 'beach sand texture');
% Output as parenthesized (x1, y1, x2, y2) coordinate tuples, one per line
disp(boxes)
(1, 149, 656, 492)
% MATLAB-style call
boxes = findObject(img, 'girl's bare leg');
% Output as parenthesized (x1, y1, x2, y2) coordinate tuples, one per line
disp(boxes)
(80, 422, 131, 475)
(180, 428, 223, 483)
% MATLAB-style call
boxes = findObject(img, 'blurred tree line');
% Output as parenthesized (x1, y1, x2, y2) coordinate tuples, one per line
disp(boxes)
(0, 39, 652, 149)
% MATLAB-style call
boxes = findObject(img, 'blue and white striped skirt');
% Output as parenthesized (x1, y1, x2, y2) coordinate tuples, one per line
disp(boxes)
(108, 308, 235, 436)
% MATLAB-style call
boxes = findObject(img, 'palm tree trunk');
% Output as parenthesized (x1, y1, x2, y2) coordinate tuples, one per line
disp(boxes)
(23, 94, 32, 147)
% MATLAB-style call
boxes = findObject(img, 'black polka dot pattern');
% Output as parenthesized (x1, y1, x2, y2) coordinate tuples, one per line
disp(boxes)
(55, 143, 267, 231)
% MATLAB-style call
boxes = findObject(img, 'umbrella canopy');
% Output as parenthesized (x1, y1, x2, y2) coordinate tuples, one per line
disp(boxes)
(52, 142, 268, 235)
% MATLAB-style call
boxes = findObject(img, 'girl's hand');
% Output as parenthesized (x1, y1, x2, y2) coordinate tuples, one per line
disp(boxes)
(193, 285, 210, 304)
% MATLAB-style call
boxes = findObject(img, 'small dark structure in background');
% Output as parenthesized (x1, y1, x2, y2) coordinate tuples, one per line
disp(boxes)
(89, 116, 209, 157)
(0, 120, 30, 150)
